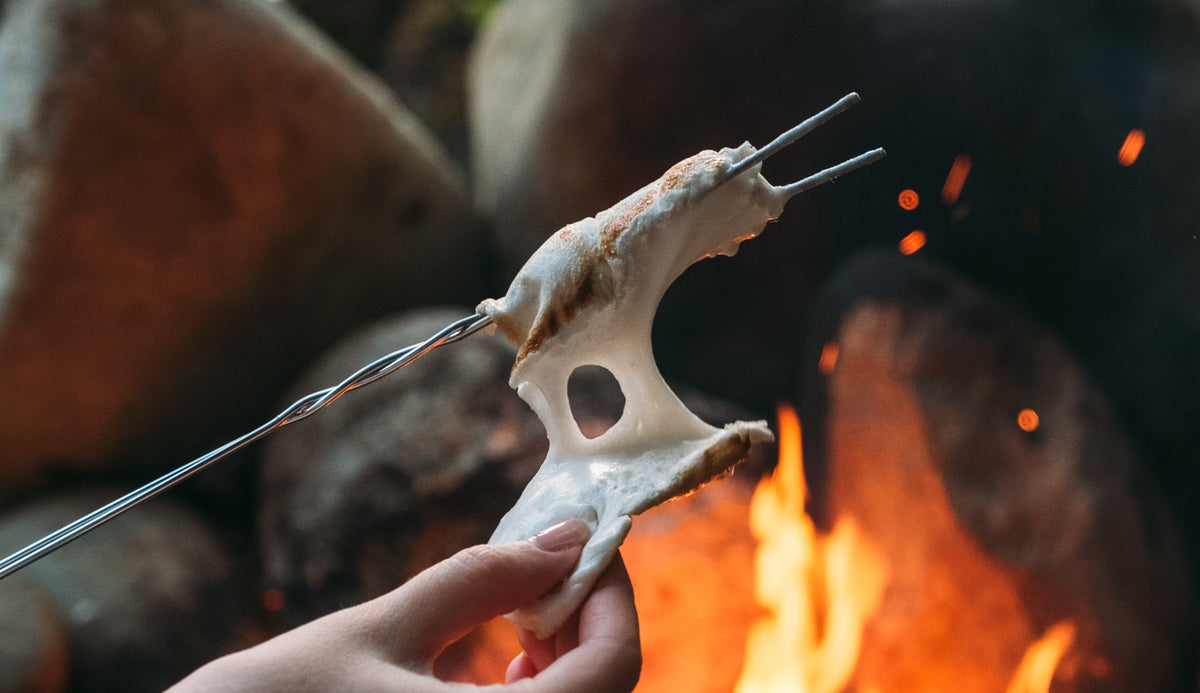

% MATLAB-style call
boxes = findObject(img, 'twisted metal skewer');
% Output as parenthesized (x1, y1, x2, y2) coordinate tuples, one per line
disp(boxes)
(0, 312, 494, 580)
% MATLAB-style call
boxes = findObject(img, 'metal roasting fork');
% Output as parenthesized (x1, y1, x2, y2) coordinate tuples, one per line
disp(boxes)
(0, 93, 884, 580)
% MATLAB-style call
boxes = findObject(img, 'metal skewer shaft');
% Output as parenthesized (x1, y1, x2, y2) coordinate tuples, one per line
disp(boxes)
(0, 312, 494, 581)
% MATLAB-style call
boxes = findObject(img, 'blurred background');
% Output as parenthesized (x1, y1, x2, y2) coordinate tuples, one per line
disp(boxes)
(0, 0, 1197, 690)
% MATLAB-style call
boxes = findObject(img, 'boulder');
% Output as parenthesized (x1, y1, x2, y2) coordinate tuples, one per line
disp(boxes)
(0, 491, 256, 692)
(0, 0, 482, 497)
(801, 251, 1194, 692)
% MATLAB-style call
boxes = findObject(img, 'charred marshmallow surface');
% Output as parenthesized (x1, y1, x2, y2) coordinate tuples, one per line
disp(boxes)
(479, 144, 793, 637)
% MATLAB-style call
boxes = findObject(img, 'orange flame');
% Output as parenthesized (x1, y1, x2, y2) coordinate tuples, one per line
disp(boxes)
(735, 404, 888, 693)
(897, 189, 920, 211)
(732, 405, 1081, 693)
(1117, 130, 1145, 166)
(1004, 621, 1076, 693)
(941, 155, 972, 205)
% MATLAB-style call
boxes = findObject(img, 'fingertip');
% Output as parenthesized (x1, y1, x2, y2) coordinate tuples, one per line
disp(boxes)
(528, 518, 591, 552)
(505, 652, 538, 683)
(516, 628, 552, 672)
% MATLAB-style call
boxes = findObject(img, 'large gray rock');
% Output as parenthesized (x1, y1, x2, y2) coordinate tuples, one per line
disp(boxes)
(0, 491, 254, 692)
(801, 252, 1194, 692)
(0, 0, 482, 496)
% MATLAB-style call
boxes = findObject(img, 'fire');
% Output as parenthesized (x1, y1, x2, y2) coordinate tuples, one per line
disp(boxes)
(458, 407, 1086, 690)
(734, 404, 887, 693)
(1004, 621, 1076, 693)
(897, 189, 920, 211)
(734, 404, 1078, 693)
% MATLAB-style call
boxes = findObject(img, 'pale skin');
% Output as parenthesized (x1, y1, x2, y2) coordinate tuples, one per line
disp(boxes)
(170, 519, 640, 692)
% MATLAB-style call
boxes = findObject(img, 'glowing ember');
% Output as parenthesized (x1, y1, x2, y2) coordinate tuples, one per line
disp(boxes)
(1004, 621, 1076, 693)
(261, 588, 285, 613)
(941, 154, 972, 204)
(1117, 130, 1145, 166)
(897, 189, 920, 211)
(734, 404, 887, 693)
(1017, 408, 1040, 432)
(899, 230, 926, 255)
(818, 342, 840, 375)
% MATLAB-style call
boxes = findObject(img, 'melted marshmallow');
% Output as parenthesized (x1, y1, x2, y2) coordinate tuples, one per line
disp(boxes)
(481, 144, 786, 637)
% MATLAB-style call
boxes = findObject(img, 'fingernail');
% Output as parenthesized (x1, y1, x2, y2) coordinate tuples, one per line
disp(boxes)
(529, 519, 591, 552)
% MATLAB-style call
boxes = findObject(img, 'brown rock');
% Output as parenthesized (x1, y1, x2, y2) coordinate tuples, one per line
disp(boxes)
(0, 491, 256, 692)
(0, 0, 482, 496)
(803, 253, 1193, 692)
(0, 580, 69, 693)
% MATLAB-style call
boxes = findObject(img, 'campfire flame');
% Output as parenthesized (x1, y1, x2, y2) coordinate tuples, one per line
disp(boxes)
(734, 404, 1078, 693)
(1004, 622, 1076, 693)
(734, 403, 887, 693)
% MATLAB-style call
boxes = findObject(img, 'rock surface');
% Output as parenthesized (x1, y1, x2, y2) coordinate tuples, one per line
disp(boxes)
(802, 252, 1194, 692)
(0, 579, 69, 693)
(0, 491, 254, 692)
(0, 0, 481, 497)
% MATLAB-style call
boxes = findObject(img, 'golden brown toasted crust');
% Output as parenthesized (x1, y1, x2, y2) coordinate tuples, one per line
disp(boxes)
(514, 254, 613, 368)
(628, 431, 752, 516)
(506, 150, 726, 369)
(598, 151, 723, 260)
(600, 189, 654, 259)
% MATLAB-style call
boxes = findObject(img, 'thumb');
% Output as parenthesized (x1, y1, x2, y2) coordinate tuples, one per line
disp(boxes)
(374, 519, 590, 662)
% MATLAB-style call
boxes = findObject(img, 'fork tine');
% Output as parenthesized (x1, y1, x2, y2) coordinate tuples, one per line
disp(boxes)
(780, 147, 887, 199)
(723, 92, 862, 181)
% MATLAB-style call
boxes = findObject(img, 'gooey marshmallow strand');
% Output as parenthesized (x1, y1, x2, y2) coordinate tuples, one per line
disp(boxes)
(480, 143, 786, 638)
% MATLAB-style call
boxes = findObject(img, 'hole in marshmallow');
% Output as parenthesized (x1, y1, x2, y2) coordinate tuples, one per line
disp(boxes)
(567, 365, 626, 439)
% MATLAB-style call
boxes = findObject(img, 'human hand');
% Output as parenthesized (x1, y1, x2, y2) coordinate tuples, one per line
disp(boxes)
(169, 519, 640, 692)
